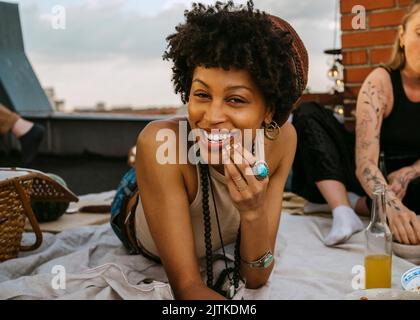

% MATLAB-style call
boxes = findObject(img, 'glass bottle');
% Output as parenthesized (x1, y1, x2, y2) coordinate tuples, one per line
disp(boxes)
(364, 184, 393, 289)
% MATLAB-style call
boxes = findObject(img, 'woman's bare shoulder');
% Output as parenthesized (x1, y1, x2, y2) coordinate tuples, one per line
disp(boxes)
(359, 67, 394, 116)
(365, 67, 392, 86)
(267, 121, 297, 175)
(363, 67, 393, 96)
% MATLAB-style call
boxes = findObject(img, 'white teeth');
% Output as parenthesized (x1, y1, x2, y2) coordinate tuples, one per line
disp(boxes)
(202, 130, 231, 142)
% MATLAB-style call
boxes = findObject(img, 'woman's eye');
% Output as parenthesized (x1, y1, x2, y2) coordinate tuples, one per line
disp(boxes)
(194, 93, 210, 99)
(227, 97, 245, 104)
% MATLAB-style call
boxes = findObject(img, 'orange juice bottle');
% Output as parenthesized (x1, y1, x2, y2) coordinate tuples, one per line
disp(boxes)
(364, 184, 393, 289)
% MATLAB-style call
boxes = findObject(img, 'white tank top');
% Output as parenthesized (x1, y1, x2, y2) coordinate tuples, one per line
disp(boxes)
(135, 164, 241, 259)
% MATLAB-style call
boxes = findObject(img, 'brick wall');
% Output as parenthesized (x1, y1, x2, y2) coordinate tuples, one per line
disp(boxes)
(340, 0, 413, 118)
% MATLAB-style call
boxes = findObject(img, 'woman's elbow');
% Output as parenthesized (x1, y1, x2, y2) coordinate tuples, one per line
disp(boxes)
(245, 281, 267, 290)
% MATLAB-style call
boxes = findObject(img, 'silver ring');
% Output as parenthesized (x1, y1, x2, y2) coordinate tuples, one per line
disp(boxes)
(252, 160, 269, 181)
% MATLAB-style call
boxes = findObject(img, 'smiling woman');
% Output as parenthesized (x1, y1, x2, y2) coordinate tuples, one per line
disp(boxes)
(110, 0, 308, 300)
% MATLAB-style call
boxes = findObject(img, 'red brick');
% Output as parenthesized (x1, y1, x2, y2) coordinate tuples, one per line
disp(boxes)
(344, 85, 362, 98)
(344, 67, 373, 83)
(342, 50, 368, 65)
(399, 0, 412, 6)
(371, 47, 393, 64)
(369, 9, 406, 28)
(340, 0, 396, 14)
(342, 29, 397, 48)
(341, 15, 354, 31)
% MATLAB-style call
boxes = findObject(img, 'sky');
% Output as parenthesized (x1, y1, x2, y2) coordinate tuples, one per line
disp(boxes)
(6, 0, 341, 110)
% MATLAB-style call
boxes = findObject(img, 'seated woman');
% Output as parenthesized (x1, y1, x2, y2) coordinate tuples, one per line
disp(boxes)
(111, 1, 308, 299)
(292, 2, 420, 246)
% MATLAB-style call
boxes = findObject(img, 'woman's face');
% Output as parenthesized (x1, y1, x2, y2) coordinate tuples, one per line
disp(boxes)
(188, 66, 271, 165)
(401, 9, 420, 76)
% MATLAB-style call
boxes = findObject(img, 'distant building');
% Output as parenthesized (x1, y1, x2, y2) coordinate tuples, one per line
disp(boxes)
(44, 87, 66, 112)
(95, 102, 106, 112)
(73, 104, 181, 116)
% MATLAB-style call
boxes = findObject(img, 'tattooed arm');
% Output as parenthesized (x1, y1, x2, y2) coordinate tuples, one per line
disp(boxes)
(355, 68, 420, 245)
(388, 161, 420, 200)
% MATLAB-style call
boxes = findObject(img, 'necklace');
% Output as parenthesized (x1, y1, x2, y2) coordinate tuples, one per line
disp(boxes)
(200, 142, 254, 299)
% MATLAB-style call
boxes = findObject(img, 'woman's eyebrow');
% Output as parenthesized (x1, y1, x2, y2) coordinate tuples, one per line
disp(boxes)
(225, 85, 253, 92)
(192, 79, 209, 88)
(192, 79, 252, 92)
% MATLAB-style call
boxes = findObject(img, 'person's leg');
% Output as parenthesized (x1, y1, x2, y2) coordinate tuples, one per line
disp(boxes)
(0, 104, 20, 135)
(292, 102, 364, 245)
(316, 180, 364, 246)
(17, 122, 45, 166)
(316, 180, 351, 209)
(0, 104, 45, 166)
(11, 118, 35, 138)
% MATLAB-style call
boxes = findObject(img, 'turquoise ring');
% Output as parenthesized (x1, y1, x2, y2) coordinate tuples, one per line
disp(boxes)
(252, 160, 269, 181)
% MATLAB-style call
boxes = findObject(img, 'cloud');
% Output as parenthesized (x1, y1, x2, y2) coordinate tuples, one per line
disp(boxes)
(20, 1, 186, 63)
(13, 0, 340, 107)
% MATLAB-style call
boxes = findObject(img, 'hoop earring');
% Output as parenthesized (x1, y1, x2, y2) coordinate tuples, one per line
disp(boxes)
(263, 120, 280, 140)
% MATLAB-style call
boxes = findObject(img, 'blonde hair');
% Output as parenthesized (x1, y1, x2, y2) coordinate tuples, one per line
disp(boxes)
(385, 2, 420, 71)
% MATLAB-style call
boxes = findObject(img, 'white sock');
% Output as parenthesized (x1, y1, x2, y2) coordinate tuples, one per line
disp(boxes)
(304, 192, 362, 214)
(324, 205, 364, 247)
(347, 192, 361, 210)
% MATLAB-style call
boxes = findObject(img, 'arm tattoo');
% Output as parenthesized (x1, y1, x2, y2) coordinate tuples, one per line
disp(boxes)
(385, 186, 401, 212)
(360, 81, 386, 130)
(356, 79, 395, 210)
(356, 81, 386, 151)
(360, 160, 401, 212)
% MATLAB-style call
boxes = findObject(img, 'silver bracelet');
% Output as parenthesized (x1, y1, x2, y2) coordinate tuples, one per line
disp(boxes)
(241, 250, 274, 269)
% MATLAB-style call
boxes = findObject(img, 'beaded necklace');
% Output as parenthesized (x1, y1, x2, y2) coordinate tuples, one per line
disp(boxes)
(199, 143, 254, 299)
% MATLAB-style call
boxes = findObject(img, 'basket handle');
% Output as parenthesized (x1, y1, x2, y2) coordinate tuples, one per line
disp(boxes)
(12, 179, 43, 252)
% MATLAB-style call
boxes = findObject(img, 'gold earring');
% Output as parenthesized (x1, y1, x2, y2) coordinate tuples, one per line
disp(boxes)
(263, 120, 280, 140)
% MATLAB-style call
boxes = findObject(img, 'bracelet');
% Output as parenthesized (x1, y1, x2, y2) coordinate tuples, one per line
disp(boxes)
(241, 250, 274, 269)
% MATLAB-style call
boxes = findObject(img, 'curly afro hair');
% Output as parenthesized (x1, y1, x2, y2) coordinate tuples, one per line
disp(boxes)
(163, 0, 303, 125)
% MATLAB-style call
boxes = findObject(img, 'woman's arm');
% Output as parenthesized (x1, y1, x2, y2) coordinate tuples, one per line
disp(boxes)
(355, 68, 420, 245)
(224, 123, 297, 288)
(387, 162, 420, 200)
(136, 121, 225, 300)
(355, 68, 392, 199)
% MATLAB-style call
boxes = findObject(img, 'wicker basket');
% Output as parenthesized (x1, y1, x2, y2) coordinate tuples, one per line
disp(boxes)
(0, 168, 78, 262)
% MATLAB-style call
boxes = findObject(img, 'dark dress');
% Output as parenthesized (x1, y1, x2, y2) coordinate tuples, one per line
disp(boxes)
(291, 67, 420, 214)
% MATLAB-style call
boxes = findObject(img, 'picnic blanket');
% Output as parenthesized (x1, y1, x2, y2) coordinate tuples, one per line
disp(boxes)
(0, 195, 416, 300)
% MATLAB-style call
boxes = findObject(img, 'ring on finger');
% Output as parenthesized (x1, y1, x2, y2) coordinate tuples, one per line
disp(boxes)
(252, 160, 269, 181)
(232, 175, 244, 182)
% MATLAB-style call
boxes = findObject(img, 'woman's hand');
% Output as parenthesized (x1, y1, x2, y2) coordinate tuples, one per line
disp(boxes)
(387, 166, 419, 200)
(222, 143, 269, 218)
(386, 198, 420, 245)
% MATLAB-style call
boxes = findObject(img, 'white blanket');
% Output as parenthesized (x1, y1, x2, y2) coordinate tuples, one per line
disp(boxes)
(0, 213, 415, 300)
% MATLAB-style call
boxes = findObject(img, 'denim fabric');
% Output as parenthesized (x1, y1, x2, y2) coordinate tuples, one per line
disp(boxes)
(110, 167, 137, 243)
